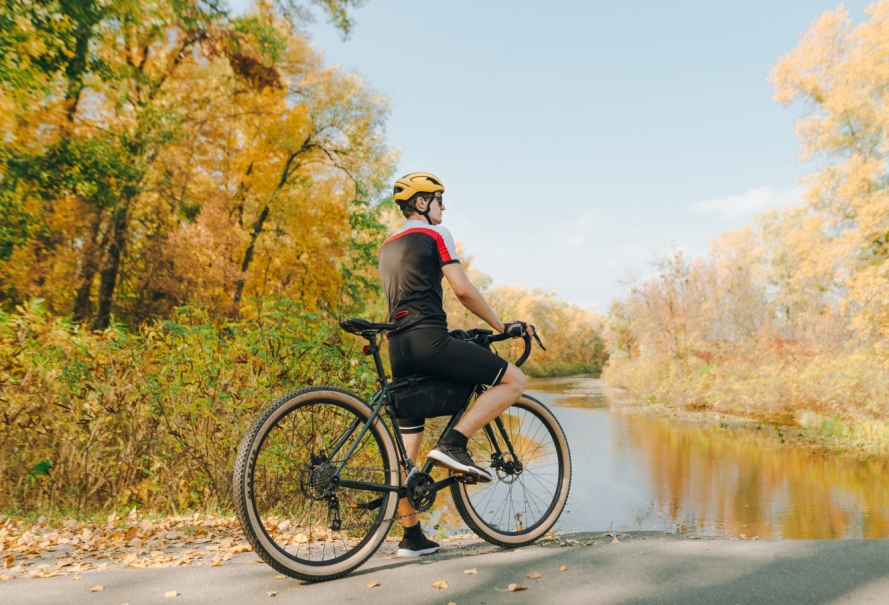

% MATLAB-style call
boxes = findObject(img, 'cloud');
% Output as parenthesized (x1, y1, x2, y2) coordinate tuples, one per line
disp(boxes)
(689, 186, 802, 219)
(563, 235, 584, 247)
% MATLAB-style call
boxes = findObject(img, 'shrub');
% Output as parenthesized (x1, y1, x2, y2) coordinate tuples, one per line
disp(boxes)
(0, 298, 376, 513)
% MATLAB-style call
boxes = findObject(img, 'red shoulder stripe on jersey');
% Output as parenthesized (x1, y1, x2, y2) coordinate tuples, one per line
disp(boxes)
(382, 228, 453, 262)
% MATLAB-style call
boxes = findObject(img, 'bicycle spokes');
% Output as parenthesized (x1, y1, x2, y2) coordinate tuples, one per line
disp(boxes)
(464, 405, 563, 534)
(251, 401, 390, 563)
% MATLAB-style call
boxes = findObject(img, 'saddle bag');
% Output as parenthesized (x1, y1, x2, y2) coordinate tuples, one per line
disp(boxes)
(389, 375, 476, 420)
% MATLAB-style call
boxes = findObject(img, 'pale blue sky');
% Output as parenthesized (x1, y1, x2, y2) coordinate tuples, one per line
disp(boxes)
(230, 0, 871, 312)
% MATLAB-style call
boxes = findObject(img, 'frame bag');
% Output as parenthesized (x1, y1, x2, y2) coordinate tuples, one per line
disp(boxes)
(390, 375, 476, 420)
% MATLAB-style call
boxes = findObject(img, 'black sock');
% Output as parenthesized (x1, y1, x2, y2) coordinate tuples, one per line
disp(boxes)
(442, 429, 468, 448)
(404, 523, 422, 538)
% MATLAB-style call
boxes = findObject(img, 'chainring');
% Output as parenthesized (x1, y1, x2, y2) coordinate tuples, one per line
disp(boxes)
(405, 472, 436, 513)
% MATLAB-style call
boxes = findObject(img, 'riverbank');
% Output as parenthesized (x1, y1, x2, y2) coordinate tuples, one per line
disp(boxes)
(602, 353, 889, 460)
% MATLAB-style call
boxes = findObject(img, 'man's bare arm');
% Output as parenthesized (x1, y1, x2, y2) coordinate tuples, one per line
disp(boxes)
(442, 263, 505, 333)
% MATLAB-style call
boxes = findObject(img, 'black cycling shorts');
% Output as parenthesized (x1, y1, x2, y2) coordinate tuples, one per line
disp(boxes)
(388, 325, 509, 434)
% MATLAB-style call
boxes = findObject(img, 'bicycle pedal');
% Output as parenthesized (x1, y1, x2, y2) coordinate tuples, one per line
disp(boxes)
(453, 472, 479, 485)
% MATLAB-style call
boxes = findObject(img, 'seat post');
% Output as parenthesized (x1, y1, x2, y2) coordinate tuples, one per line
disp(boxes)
(365, 332, 389, 388)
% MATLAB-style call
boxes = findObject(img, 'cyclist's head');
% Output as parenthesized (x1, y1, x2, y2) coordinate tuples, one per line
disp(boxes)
(394, 172, 445, 225)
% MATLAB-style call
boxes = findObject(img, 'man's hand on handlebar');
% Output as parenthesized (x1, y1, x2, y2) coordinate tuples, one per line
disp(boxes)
(502, 320, 538, 341)
(501, 320, 546, 352)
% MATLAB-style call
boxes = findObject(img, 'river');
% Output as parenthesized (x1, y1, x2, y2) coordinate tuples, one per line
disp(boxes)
(425, 377, 889, 539)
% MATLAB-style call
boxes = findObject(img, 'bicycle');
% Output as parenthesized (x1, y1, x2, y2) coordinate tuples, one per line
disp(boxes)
(232, 318, 572, 581)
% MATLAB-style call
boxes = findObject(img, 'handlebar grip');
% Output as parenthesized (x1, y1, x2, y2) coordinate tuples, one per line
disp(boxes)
(515, 334, 532, 367)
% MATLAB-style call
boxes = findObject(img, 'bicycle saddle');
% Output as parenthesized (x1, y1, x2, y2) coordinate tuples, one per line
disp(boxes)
(339, 317, 397, 334)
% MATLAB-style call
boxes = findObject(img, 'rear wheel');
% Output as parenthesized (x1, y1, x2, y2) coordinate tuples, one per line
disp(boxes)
(451, 394, 571, 547)
(233, 387, 399, 582)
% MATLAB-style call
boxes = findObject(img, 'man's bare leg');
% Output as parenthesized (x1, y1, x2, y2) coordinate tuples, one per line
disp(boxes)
(398, 431, 424, 528)
(454, 364, 526, 437)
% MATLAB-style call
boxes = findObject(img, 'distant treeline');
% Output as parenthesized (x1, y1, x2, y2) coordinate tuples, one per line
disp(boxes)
(603, 3, 889, 456)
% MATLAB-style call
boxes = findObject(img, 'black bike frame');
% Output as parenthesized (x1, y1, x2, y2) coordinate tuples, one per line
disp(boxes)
(327, 330, 512, 500)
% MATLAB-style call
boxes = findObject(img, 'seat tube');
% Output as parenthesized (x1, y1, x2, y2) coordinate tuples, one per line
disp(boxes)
(369, 334, 388, 388)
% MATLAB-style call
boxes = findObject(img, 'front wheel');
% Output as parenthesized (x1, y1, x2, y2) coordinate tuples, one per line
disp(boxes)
(451, 394, 571, 547)
(233, 387, 399, 582)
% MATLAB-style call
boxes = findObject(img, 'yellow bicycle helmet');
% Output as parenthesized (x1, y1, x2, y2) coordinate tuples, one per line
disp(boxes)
(393, 172, 445, 202)
(393, 172, 445, 224)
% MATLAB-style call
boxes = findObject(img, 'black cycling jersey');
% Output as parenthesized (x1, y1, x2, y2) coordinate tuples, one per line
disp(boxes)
(378, 220, 459, 334)
(379, 219, 509, 433)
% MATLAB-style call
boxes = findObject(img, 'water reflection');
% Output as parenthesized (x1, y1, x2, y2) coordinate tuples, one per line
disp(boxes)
(417, 378, 889, 539)
(617, 409, 889, 538)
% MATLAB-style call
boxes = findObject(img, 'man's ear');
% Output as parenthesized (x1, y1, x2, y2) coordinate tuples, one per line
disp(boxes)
(415, 196, 427, 211)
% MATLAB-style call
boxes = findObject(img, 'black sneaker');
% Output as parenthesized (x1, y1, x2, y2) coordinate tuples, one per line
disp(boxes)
(427, 442, 493, 482)
(396, 531, 441, 558)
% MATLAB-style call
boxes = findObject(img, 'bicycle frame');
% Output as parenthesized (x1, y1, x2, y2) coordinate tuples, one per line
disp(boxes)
(326, 330, 514, 502)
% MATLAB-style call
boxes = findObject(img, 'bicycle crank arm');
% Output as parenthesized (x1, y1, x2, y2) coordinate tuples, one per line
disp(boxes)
(413, 475, 461, 497)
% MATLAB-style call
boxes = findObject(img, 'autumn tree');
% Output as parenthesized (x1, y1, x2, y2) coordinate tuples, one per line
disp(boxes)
(0, 0, 391, 327)
(773, 1, 889, 355)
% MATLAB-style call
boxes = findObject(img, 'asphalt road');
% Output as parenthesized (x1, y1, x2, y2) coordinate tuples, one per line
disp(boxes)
(4, 533, 889, 605)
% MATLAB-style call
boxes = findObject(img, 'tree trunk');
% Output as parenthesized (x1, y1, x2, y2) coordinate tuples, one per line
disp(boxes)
(63, 0, 99, 123)
(72, 211, 106, 323)
(231, 153, 298, 313)
(92, 207, 129, 330)
(232, 204, 270, 310)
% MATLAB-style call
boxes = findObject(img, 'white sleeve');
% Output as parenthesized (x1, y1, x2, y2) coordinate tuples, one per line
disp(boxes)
(435, 226, 459, 265)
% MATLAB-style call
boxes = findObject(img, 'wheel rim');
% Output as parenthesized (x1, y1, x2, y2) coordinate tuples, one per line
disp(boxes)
(249, 399, 391, 565)
(463, 402, 565, 535)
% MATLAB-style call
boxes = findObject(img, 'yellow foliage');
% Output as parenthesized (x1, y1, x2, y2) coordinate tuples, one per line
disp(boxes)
(0, 3, 395, 326)
(605, 2, 889, 454)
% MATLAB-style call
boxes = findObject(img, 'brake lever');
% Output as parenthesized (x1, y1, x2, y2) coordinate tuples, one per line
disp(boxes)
(529, 325, 546, 351)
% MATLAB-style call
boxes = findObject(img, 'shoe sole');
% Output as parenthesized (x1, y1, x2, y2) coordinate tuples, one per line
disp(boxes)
(395, 546, 440, 558)
(427, 450, 493, 482)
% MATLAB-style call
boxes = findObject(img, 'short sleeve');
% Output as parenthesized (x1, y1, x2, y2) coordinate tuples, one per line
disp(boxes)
(435, 226, 460, 266)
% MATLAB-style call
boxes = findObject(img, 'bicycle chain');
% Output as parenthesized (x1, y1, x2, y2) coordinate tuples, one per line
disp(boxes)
(317, 466, 439, 531)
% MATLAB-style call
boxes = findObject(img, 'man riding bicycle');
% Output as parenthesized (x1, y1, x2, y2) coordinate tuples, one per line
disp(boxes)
(379, 172, 535, 557)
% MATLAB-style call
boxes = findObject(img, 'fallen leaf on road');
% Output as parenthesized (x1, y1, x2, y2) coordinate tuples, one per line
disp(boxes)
(123, 553, 137, 565)
(267, 591, 277, 597)
(164, 590, 179, 598)
(366, 581, 380, 588)
(526, 571, 542, 580)
(611, 536, 620, 544)
(4, 555, 13, 568)
(432, 580, 448, 589)
(559, 566, 567, 572)
(463, 568, 477, 575)
(664, 530, 675, 535)
(228, 543, 251, 554)
(71, 576, 83, 581)
(275, 575, 285, 580)
(508, 584, 527, 592)
(292, 533, 309, 544)
(90, 585, 104, 592)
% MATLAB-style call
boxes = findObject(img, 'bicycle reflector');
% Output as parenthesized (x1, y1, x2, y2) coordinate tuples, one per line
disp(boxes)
(363, 345, 372, 355)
